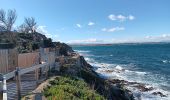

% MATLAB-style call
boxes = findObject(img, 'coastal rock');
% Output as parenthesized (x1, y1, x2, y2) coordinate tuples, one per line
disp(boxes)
(104, 69, 114, 73)
(78, 56, 135, 100)
(111, 79, 128, 85)
(133, 84, 154, 92)
(55, 43, 135, 100)
(152, 92, 166, 97)
(111, 79, 154, 92)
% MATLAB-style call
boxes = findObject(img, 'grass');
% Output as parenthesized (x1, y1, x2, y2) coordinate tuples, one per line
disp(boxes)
(43, 76, 105, 100)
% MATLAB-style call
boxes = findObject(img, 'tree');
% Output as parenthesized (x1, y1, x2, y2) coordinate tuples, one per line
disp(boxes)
(0, 9, 17, 32)
(17, 24, 29, 33)
(24, 17, 37, 33)
(43, 38, 53, 47)
(0, 9, 6, 31)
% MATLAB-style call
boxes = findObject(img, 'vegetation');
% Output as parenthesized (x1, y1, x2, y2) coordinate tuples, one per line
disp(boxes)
(0, 9, 61, 53)
(18, 17, 37, 33)
(0, 9, 17, 32)
(43, 76, 105, 100)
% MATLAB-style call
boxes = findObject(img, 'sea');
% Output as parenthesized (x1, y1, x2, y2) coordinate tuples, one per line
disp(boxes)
(72, 43, 170, 100)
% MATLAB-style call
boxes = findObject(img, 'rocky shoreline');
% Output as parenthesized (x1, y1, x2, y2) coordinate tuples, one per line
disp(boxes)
(65, 51, 167, 100)
(94, 64, 167, 99)
(58, 43, 166, 99)
(59, 53, 135, 100)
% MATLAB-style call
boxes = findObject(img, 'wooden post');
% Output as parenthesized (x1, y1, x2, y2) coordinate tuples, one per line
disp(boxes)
(45, 54, 49, 79)
(15, 67, 21, 100)
(35, 68, 39, 85)
(45, 65, 49, 79)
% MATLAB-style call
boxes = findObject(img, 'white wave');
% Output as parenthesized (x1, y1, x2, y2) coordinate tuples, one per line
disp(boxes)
(128, 85, 170, 100)
(90, 62, 115, 68)
(74, 50, 90, 53)
(84, 57, 94, 62)
(115, 65, 124, 70)
(82, 55, 170, 100)
(135, 71, 147, 75)
(162, 60, 168, 63)
(125, 70, 147, 75)
(162, 60, 170, 64)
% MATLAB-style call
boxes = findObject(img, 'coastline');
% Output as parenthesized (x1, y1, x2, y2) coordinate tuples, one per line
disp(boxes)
(78, 55, 135, 100)
(75, 49, 170, 100)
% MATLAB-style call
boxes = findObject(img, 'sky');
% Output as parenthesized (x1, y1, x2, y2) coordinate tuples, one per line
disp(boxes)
(0, 0, 170, 43)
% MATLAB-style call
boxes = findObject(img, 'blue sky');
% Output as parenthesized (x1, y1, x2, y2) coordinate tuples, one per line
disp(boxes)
(1, 0, 170, 43)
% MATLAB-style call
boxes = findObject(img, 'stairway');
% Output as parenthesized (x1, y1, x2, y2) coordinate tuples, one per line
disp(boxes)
(20, 71, 37, 81)
(7, 81, 37, 100)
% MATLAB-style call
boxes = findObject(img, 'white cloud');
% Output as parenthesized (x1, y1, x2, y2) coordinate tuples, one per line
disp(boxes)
(54, 34, 59, 38)
(117, 15, 127, 21)
(37, 26, 48, 34)
(108, 27, 125, 32)
(102, 27, 125, 32)
(68, 38, 105, 44)
(144, 34, 170, 42)
(108, 14, 135, 21)
(12, 24, 17, 31)
(45, 33, 52, 38)
(36, 25, 61, 42)
(161, 34, 170, 38)
(128, 15, 135, 20)
(88, 22, 95, 26)
(76, 24, 82, 28)
(101, 28, 107, 31)
(108, 15, 116, 21)
(37, 25, 53, 38)
(68, 34, 170, 44)
(145, 36, 152, 39)
(68, 38, 125, 44)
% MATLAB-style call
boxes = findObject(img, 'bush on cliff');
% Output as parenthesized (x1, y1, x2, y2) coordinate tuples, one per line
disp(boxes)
(43, 76, 105, 100)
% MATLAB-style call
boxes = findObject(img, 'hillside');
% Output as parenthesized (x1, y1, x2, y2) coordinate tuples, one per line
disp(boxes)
(0, 31, 73, 55)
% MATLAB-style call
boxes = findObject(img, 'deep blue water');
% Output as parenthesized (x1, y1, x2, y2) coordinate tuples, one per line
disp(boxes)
(73, 43, 170, 100)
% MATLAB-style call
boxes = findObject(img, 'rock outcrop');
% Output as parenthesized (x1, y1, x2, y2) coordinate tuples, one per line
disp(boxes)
(58, 46, 135, 100)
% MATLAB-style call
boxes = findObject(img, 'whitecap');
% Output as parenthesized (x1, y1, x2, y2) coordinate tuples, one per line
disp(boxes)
(134, 71, 147, 75)
(115, 65, 124, 70)
(84, 57, 94, 62)
(90, 62, 115, 68)
(74, 50, 90, 53)
(162, 60, 169, 63)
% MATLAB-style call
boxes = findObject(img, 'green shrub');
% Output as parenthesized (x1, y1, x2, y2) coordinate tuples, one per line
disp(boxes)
(43, 76, 105, 100)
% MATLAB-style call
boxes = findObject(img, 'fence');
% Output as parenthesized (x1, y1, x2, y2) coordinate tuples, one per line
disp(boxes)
(0, 62, 49, 100)
(18, 52, 40, 69)
(0, 58, 61, 100)
(0, 49, 18, 73)
(0, 47, 60, 100)
(0, 47, 59, 74)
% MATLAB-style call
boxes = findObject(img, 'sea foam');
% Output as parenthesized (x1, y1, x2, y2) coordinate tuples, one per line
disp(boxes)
(75, 48, 170, 100)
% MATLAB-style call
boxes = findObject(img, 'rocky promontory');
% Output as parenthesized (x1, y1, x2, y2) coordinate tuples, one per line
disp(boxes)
(57, 45, 135, 100)
(0, 31, 135, 100)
